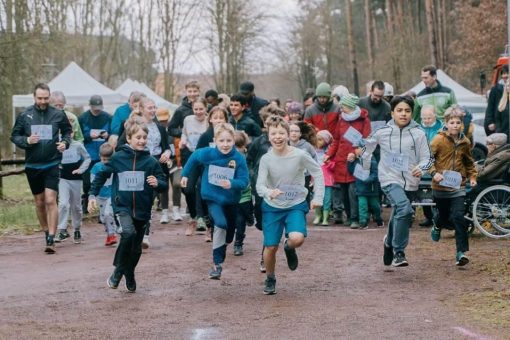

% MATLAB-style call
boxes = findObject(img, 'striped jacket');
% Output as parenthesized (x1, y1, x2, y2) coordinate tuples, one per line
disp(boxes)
(413, 80, 457, 123)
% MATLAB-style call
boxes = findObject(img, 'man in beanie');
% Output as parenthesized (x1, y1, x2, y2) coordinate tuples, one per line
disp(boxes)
(239, 81, 269, 127)
(324, 93, 371, 228)
(477, 133, 510, 182)
(304, 82, 341, 135)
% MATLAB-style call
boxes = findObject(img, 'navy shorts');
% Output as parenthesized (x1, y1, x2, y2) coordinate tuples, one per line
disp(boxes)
(25, 165, 60, 195)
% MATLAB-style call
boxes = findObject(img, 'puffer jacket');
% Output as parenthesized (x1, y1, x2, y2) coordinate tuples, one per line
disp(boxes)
(304, 99, 341, 135)
(327, 108, 371, 183)
(361, 119, 433, 191)
(477, 144, 510, 181)
(429, 130, 477, 191)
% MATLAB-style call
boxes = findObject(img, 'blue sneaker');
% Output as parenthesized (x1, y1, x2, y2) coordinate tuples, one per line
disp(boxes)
(430, 226, 441, 242)
(263, 276, 276, 295)
(456, 252, 469, 266)
(209, 264, 222, 279)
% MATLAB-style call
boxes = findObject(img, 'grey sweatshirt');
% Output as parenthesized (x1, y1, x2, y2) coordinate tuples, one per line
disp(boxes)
(256, 146, 324, 209)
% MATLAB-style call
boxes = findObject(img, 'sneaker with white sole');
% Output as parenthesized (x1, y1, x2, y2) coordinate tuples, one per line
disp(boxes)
(142, 235, 150, 249)
(456, 251, 469, 266)
(263, 276, 276, 295)
(172, 207, 183, 221)
(160, 209, 169, 224)
(209, 264, 222, 279)
(54, 230, 69, 243)
(392, 251, 409, 267)
(196, 217, 207, 232)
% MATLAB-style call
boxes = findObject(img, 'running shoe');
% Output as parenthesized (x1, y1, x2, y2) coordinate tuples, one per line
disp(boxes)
(44, 238, 56, 254)
(125, 273, 136, 292)
(284, 240, 298, 271)
(209, 264, 222, 280)
(73, 230, 81, 244)
(456, 251, 469, 266)
(383, 235, 393, 266)
(54, 231, 69, 243)
(142, 235, 150, 249)
(107, 271, 122, 289)
(431, 226, 441, 242)
(196, 217, 207, 232)
(392, 251, 409, 267)
(259, 260, 267, 273)
(233, 245, 244, 256)
(263, 276, 277, 295)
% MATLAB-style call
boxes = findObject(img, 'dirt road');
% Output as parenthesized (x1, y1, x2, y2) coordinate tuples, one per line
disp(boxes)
(0, 211, 509, 339)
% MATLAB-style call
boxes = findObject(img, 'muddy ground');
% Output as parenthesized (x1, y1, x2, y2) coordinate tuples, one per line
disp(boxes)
(0, 208, 509, 339)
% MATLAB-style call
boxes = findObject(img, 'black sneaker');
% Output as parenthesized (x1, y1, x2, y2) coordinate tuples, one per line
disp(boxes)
(44, 237, 56, 254)
(392, 251, 409, 267)
(383, 236, 393, 266)
(284, 240, 298, 271)
(125, 273, 136, 292)
(54, 231, 69, 243)
(107, 270, 122, 289)
(73, 230, 81, 244)
(209, 264, 222, 279)
(233, 245, 244, 256)
(263, 276, 276, 295)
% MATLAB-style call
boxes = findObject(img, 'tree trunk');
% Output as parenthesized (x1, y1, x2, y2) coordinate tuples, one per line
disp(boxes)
(425, 0, 438, 66)
(345, 0, 359, 95)
(364, 0, 374, 79)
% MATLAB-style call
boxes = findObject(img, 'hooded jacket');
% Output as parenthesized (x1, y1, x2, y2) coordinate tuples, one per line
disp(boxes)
(413, 80, 457, 123)
(304, 99, 341, 135)
(229, 113, 262, 138)
(89, 144, 168, 221)
(182, 146, 249, 205)
(327, 108, 371, 183)
(428, 130, 477, 191)
(11, 104, 73, 167)
(361, 119, 433, 191)
(167, 97, 193, 138)
(421, 119, 443, 143)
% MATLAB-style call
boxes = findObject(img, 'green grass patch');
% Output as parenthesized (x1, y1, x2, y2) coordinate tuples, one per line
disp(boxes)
(0, 174, 39, 234)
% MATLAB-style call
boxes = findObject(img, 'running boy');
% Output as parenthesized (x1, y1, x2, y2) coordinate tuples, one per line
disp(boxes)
(181, 123, 249, 279)
(55, 132, 91, 243)
(360, 96, 433, 267)
(90, 143, 117, 246)
(256, 115, 325, 295)
(88, 118, 168, 292)
(429, 106, 477, 266)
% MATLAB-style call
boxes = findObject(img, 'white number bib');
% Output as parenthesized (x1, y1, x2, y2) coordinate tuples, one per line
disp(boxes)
(118, 171, 145, 191)
(208, 165, 235, 186)
(353, 163, 370, 181)
(61, 148, 80, 164)
(385, 152, 409, 172)
(31, 125, 52, 140)
(276, 184, 303, 203)
(439, 170, 462, 189)
(90, 129, 105, 141)
(343, 126, 363, 146)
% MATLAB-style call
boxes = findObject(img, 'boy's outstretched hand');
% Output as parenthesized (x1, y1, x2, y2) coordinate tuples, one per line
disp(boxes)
(87, 199, 98, 214)
(147, 175, 158, 188)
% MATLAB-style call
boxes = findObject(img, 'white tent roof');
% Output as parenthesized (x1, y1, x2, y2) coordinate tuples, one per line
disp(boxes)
(12, 62, 127, 107)
(408, 69, 487, 113)
(116, 79, 178, 111)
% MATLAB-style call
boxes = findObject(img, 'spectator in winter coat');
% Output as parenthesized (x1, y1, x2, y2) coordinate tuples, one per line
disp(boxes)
(484, 65, 509, 136)
(239, 81, 269, 127)
(477, 133, 510, 182)
(304, 82, 341, 135)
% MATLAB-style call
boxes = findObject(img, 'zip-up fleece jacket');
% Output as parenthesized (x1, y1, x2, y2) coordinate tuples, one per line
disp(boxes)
(11, 105, 72, 167)
(167, 97, 193, 138)
(182, 146, 249, 205)
(304, 99, 341, 135)
(89, 144, 168, 221)
(229, 113, 262, 138)
(429, 130, 477, 191)
(79, 110, 111, 161)
(361, 119, 433, 191)
(413, 80, 457, 123)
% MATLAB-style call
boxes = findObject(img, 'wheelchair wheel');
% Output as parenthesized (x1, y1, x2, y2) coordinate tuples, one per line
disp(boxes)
(472, 185, 510, 238)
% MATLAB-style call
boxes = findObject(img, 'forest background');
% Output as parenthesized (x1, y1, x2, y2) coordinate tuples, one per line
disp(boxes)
(0, 0, 506, 156)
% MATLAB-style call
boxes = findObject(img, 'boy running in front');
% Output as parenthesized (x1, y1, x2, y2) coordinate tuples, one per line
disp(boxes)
(256, 116, 325, 295)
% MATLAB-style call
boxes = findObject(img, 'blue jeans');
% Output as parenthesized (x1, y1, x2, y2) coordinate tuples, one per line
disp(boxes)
(381, 184, 416, 253)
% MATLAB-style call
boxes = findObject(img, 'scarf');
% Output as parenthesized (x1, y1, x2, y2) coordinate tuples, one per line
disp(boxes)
(341, 107, 361, 122)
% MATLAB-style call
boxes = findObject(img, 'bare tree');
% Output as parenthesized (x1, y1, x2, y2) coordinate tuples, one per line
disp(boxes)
(425, 0, 438, 66)
(364, 0, 374, 80)
(345, 0, 359, 95)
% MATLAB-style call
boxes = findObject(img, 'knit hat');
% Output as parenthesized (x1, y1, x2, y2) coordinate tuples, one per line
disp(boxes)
(487, 133, 508, 146)
(287, 101, 303, 114)
(332, 85, 350, 100)
(384, 82, 394, 96)
(315, 82, 332, 97)
(156, 107, 170, 122)
(317, 130, 333, 145)
(339, 93, 359, 109)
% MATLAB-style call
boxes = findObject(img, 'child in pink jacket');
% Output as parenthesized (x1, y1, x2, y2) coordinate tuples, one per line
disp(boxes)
(314, 130, 335, 225)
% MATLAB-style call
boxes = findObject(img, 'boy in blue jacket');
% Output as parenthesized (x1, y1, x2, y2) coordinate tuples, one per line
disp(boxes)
(181, 123, 249, 280)
(347, 154, 383, 229)
(88, 118, 168, 292)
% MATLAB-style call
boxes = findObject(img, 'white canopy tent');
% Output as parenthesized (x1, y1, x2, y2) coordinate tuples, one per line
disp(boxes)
(12, 62, 127, 108)
(408, 69, 487, 113)
(116, 79, 178, 111)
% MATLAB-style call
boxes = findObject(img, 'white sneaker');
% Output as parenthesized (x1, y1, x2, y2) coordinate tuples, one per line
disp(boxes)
(142, 235, 150, 249)
(172, 207, 183, 221)
(180, 206, 188, 217)
(160, 209, 169, 224)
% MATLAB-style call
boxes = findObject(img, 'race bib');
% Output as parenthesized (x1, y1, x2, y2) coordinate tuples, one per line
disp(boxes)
(118, 171, 145, 191)
(371, 121, 386, 131)
(343, 126, 363, 146)
(385, 152, 409, 172)
(61, 148, 80, 164)
(275, 184, 303, 203)
(208, 165, 235, 186)
(439, 170, 462, 189)
(353, 163, 370, 181)
(31, 125, 52, 140)
(90, 129, 105, 141)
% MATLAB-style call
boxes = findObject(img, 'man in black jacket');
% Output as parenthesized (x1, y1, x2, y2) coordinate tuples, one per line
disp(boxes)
(239, 81, 269, 127)
(485, 65, 509, 139)
(11, 83, 72, 254)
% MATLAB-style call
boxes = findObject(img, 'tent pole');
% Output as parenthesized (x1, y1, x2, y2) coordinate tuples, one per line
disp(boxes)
(12, 104, 16, 159)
